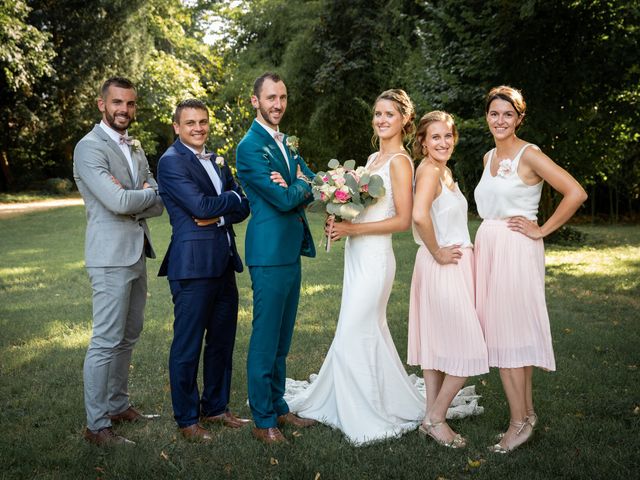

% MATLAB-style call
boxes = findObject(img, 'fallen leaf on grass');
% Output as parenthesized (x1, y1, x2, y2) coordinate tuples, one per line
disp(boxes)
(574, 412, 584, 418)
(160, 451, 169, 461)
(628, 364, 637, 370)
(633, 406, 640, 415)
(467, 458, 484, 468)
(95, 467, 104, 473)
(314, 473, 321, 480)
(563, 328, 572, 334)
(270, 457, 279, 466)
(292, 430, 302, 437)
(481, 379, 487, 386)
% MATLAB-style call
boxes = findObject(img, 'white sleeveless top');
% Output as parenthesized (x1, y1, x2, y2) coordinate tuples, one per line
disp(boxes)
(413, 179, 472, 248)
(474, 144, 543, 221)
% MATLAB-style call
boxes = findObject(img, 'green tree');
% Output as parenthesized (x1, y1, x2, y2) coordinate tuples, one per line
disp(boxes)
(407, 0, 640, 219)
(0, 0, 55, 189)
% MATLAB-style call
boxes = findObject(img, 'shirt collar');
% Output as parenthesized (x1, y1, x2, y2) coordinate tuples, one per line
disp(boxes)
(99, 120, 129, 144)
(255, 119, 282, 139)
(179, 140, 205, 157)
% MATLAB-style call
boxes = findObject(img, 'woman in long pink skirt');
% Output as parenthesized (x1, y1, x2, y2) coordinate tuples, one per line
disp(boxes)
(408, 111, 489, 449)
(474, 86, 587, 453)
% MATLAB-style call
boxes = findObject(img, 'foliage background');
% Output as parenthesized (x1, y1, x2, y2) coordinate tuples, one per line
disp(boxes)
(1, 0, 639, 220)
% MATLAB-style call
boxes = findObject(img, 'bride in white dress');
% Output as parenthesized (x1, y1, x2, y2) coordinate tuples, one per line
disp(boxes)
(287, 89, 425, 445)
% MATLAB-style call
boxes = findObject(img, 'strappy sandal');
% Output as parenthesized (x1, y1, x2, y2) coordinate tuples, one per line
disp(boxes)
(494, 410, 538, 441)
(488, 419, 533, 454)
(419, 420, 466, 449)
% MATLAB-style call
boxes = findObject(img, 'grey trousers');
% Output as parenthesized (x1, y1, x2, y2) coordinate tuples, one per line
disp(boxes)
(83, 255, 146, 431)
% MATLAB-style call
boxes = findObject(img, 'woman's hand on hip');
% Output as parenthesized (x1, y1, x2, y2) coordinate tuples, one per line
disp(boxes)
(507, 216, 543, 239)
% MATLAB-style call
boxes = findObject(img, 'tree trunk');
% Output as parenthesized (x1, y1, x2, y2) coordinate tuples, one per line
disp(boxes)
(591, 184, 596, 224)
(1, 150, 14, 191)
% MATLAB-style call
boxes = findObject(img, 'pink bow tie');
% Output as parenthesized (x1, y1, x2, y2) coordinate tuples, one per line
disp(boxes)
(273, 132, 284, 142)
(119, 135, 134, 146)
(196, 152, 214, 161)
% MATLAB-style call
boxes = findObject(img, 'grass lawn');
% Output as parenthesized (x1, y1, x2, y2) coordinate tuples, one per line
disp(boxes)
(1, 206, 638, 479)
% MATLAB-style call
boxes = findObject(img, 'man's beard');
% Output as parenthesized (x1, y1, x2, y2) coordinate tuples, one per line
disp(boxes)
(258, 104, 282, 128)
(105, 110, 132, 133)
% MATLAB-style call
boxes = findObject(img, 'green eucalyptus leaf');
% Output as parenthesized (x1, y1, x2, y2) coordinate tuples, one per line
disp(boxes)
(339, 202, 364, 220)
(328, 158, 340, 169)
(343, 159, 356, 170)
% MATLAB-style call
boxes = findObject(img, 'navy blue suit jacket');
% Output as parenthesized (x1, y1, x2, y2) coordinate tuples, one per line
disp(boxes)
(157, 139, 250, 280)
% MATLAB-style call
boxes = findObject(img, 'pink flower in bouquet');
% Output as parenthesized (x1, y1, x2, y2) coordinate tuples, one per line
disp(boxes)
(334, 189, 351, 203)
(361, 183, 369, 193)
(320, 192, 328, 202)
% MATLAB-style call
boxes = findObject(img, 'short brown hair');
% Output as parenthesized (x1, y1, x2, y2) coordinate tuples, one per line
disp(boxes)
(253, 72, 283, 97)
(100, 77, 136, 99)
(173, 99, 208, 124)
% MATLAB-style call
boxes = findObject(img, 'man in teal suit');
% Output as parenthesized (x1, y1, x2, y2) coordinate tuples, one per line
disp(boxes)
(236, 72, 316, 444)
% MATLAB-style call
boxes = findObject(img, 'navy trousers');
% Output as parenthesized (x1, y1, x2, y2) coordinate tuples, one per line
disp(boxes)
(168, 264, 238, 428)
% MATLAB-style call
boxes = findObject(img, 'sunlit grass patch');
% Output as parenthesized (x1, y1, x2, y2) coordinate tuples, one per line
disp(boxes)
(1, 210, 638, 479)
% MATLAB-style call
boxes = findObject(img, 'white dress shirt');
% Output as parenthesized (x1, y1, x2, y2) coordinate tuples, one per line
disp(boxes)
(99, 121, 137, 184)
(181, 141, 240, 231)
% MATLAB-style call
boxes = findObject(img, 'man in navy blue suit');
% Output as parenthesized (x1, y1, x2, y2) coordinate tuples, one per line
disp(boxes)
(157, 99, 251, 442)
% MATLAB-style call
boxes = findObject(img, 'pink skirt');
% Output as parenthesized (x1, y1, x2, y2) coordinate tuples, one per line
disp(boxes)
(407, 246, 489, 377)
(475, 220, 556, 371)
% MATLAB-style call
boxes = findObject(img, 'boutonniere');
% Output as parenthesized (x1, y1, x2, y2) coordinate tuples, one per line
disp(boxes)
(215, 156, 225, 167)
(131, 139, 142, 153)
(497, 159, 513, 178)
(286, 135, 300, 156)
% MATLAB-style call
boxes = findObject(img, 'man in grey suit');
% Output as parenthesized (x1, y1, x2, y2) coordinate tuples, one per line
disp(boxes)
(73, 76, 164, 446)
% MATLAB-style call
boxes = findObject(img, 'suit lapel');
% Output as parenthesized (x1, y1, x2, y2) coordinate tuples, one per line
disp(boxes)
(283, 135, 296, 180)
(174, 139, 220, 195)
(250, 120, 291, 182)
(92, 125, 135, 186)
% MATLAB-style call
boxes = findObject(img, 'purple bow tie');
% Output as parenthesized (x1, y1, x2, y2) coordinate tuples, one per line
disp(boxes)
(273, 132, 284, 142)
(119, 134, 134, 146)
(196, 152, 214, 161)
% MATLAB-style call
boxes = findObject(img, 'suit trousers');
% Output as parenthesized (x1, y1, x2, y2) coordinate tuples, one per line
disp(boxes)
(168, 264, 239, 428)
(247, 260, 301, 428)
(84, 254, 146, 431)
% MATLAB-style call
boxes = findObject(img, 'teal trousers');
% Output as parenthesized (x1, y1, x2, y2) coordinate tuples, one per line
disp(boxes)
(247, 260, 301, 428)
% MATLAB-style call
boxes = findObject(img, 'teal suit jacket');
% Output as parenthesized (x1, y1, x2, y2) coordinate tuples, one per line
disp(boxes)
(236, 120, 316, 266)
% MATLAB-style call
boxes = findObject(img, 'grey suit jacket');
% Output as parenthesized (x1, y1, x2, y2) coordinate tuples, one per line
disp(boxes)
(73, 125, 164, 267)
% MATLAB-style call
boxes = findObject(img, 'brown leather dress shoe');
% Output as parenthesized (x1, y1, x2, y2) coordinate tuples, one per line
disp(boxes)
(201, 411, 252, 429)
(109, 406, 159, 424)
(84, 427, 135, 446)
(252, 427, 287, 444)
(277, 412, 317, 428)
(180, 423, 214, 442)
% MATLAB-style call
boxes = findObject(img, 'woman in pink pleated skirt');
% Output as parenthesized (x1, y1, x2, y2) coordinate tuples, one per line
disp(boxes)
(408, 111, 489, 449)
(474, 86, 587, 453)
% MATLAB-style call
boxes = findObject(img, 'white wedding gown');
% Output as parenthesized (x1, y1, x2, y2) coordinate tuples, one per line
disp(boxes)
(287, 153, 426, 445)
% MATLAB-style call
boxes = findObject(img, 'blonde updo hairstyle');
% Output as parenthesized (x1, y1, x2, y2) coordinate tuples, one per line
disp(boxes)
(412, 110, 459, 160)
(371, 89, 416, 146)
(485, 85, 527, 130)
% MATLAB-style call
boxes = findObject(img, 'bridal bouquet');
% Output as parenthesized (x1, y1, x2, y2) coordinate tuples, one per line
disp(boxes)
(307, 159, 385, 251)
